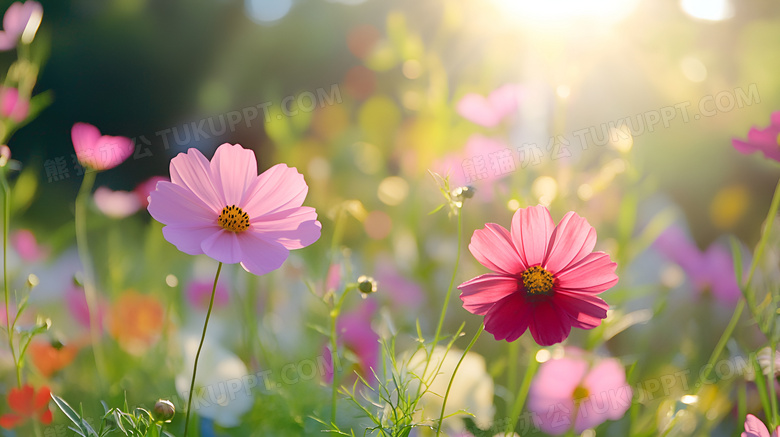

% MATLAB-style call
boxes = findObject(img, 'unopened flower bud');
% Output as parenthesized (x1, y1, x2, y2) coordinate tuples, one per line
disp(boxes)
(152, 399, 175, 423)
(0, 145, 10, 167)
(357, 275, 377, 296)
(26, 273, 39, 289)
(452, 185, 475, 200)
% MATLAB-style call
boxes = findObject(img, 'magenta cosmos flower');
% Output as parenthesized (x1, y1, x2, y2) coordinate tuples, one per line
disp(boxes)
(742, 414, 780, 437)
(528, 348, 632, 435)
(147, 143, 321, 275)
(654, 226, 742, 305)
(71, 123, 133, 171)
(458, 205, 618, 346)
(733, 111, 780, 162)
(322, 300, 379, 384)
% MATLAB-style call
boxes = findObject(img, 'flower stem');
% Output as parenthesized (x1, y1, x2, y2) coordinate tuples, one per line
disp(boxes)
(0, 168, 19, 388)
(328, 284, 354, 431)
(697, 177, 780, 390)
(74, 169, 107, 387)
(418, 210, 463, 400)
(506, 346, 539, 433)
(435, 323, 483, 437)
(329, 306, 339, 428)
(183, 262, 222, 437)
(433, 210, 463, 347)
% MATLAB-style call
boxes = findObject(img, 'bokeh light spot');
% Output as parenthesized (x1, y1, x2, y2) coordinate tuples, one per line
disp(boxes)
(365, 210, 392, 239)
(165, 274, 178, 288)
(680, 0, 733, 21)
(680, 56, 708, 83)
(532, 176, 558, 206)
(347, 24, 381, 59)
(378, 176, 409, 206)
(710, 184, 749, 230)
(402, 60, 422, 79)
(344, 65, 376, 100)
(245, 0, 292, 24)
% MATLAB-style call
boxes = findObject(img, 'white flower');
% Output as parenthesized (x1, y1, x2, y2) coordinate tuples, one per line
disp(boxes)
(175, 336, 254, 428)
(407, 345, 495, 433)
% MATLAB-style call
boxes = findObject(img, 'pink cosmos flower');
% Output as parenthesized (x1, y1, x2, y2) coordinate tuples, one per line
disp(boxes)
(186, 279, 229, 310)
(147, 143, 321, 275)
(0, 1, 42, 51)
(528, 348, 632, 434)
(65, 284, 106, 332)
(733, 112, 780, 162)
(742, 414, 780, 437)
(434, 134, 510, 187)
(0, 87, 29, 123)
(654, 226, 742, 305)
(10, 229, 47, 263)
(323, 300, 379, 384)
(374, 255, 424, 308)
(71, 123, 133, 171)
(456, 84, 521, 127)
(134, 176, 167, 208)
(458, 205, 618, 346)
(93, 187, 142, 218)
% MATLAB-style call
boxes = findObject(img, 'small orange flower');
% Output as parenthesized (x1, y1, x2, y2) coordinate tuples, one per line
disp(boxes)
(109, 291, 164, 355)
(29, 341, 78, 378)
(0, 385, 52, 429)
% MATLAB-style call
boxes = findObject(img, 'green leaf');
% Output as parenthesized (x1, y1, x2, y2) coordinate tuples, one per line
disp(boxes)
(428, 204, 445, 215)
(50, 394, 84, 428)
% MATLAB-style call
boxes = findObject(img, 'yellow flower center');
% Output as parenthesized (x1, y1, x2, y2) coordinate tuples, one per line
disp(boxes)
(573, 385, 589, 400)
(218, 205, 250, 233)
(521, 266, 555, 296)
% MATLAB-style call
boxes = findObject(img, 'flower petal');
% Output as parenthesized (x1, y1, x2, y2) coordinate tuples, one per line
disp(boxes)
(469, 223, 525, 275)
(456, 93, 500, 127)
(528, 301, 572, 346)
(250, 206, 321, 249)
(556, 252, 618, 294)
(170, 148, 224, 211)
(33, 386, 50, 410)
(458, 273, 519, 315)
(0, 413, 22, 429)
(236, 232, 290, 276)
(511, 205, 555, 267)
(38, 409, 52, 425)
(162, 225, 220, 256)
(483, 293, 532, 342)
(148, 181, 217, 226)
(743, 414, 771, 437)
(91, 135, 134, 170)
(8, 385, 33, 413)
(241, 164, 309, 218)
(72, 122, 101, 157)
(201, 230, 243, 264)
(209, 143, 258, 206)
(544, 211, 597, 274)
(553, 290, 609, 329)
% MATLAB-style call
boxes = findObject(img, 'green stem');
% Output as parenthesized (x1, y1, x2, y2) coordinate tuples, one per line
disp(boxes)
(507, 340, 520, 404)
(769, 340, 778, 427)
(697, 177, 780, 391)
(329, 305, 339, 428)
(0, 168, 19, 388)
(507, 347, 540, 433)
(435, 323, 483, 437)
(74, 169, 107, 386)
(183, 262, 222, 437)
(433, 210, 463, 346)
(418, 210, 463, 400)
(328, 284, 354, 431)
